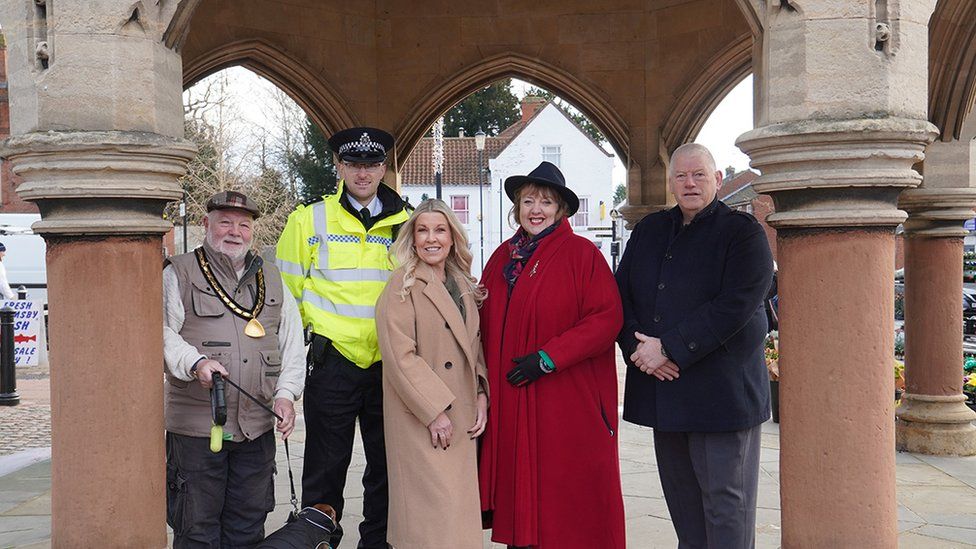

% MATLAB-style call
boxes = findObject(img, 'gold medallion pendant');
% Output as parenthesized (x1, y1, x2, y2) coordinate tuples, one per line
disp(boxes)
(244, 318, 266, 338)
(195, 247, 267, 338)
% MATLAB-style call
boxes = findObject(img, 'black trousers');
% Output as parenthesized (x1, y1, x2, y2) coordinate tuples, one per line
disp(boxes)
(302, 342, 388, 549)
(166, 430, 276, 549)
(653, 425, 763, 549)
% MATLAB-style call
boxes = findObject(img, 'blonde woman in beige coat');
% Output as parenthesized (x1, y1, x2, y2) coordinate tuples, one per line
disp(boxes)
(376, 199, 489, 549)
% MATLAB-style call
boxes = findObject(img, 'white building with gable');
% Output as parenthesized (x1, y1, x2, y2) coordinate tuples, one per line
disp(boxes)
(400, 97, 616, 278)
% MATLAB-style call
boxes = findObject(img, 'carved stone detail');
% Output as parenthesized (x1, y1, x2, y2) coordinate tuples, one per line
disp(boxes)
(736, 118, 939, 228)
(0, 131, 196, 235)
(899, 187, 976, 237)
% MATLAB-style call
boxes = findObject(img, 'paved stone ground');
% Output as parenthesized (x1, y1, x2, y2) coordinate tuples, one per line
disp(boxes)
(2, 362, 976, 548)
(0, 367, 50, 458)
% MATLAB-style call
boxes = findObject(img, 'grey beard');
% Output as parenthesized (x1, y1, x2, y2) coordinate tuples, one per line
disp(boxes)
(206, 234, 249, 262)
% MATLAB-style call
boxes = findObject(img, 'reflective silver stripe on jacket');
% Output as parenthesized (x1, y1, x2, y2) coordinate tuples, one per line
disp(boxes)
(301, 289, 376, 319)
(276, 259, 307, 277)
(311, 268, 391, 283)
(312, 201, 329, 267)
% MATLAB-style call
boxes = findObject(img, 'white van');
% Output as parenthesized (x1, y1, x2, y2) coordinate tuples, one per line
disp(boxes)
(0, 213, 47, 306)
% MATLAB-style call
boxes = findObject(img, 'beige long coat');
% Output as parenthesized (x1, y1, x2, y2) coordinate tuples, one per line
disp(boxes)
(376, 262, 488, 549)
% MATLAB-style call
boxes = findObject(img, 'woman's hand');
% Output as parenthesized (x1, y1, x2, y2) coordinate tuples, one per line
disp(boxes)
(428, 411, 453, 449)
(468, 393, 489, 439)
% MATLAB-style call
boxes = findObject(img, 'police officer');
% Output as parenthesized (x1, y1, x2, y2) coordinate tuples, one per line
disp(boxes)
(276, 127, 409, 548)
(163, 191, 305, 547)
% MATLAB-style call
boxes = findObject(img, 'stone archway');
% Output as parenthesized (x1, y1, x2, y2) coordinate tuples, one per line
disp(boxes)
(182, 39, 357, 137)
(929, 0, 976, 142)
(660, 34, 752, 161)
(392, 52, 631, 172)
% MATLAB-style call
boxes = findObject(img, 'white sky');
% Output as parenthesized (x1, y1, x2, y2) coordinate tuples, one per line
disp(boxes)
(188, 68, 755, 185)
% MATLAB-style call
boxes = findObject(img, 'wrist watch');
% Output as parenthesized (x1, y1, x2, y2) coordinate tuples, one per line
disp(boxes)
(660, 344, 671, 360)
(190, 358, 204, 378)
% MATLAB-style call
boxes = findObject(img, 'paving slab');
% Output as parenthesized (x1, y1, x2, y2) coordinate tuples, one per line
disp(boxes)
(2, 365, 975, 548)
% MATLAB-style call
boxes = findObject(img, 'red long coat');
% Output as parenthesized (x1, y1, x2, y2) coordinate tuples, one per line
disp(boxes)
(478, 220, 626, 548)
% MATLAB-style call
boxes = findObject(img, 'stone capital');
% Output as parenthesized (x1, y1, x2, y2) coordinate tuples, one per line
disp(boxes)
(0, 130, 196, 236)
(898, 187, 976, 237)
(736, 117, 939, 229)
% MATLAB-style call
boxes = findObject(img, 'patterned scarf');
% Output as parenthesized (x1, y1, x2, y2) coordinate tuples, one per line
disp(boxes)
(503, 220, 561, 292)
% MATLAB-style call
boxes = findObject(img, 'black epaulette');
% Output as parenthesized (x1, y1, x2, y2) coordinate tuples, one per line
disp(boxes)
(730, 209, 761, 224)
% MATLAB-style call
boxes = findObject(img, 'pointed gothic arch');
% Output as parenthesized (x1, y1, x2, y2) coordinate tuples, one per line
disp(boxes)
(929, 0, 976, 142)
(660, 34, 753, 160)
(181, 39, 356, 137)
(393, 52, 631, 172)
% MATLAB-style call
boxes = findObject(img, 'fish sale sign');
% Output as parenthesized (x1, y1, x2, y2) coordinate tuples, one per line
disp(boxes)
(1, 300, 42, 366)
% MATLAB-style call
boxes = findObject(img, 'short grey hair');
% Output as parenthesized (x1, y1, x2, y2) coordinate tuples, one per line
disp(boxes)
(669, 143, 717, 177)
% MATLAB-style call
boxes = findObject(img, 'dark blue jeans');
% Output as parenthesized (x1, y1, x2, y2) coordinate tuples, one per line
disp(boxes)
(167, 430, 277, 549)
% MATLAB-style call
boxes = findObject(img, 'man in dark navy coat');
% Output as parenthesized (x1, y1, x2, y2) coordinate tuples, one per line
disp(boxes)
(616, 143, 773, 549)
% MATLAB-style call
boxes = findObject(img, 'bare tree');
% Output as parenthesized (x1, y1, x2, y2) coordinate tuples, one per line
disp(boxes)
(167, 70, 300, 255)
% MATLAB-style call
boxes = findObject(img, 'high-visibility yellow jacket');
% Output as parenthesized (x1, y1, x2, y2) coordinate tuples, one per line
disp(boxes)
(275, 181, 409, 368)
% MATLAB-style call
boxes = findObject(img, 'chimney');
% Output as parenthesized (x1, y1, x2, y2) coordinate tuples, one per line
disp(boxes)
(520, 96, 547, 123)
(458, 128, 465, 138)
(724, 166, 736, 180)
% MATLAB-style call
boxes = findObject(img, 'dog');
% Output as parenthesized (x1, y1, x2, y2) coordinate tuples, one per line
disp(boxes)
(258, 504, 339, 549)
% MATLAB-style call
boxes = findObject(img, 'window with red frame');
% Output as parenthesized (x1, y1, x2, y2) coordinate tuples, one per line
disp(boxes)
(451, 195, 470, 224)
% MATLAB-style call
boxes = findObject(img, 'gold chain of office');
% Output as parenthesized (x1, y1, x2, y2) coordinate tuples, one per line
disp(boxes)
(194, 247, 266, 338)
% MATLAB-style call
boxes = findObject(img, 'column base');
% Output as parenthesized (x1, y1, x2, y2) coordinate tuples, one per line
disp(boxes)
(896, 393, 976, 456)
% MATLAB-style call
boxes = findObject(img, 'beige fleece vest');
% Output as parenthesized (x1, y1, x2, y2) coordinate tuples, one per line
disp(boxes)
(164, 244, 285, 441)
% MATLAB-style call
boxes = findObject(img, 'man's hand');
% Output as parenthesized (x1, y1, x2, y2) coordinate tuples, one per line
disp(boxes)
(194, 359, 229, 389)
(631, 332, 680, 381)
(273, 398, 296, 439)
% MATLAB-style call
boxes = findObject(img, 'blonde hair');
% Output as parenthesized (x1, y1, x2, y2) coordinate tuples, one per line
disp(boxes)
(390, 199, 487, 305)
(508, 182, 569, 230)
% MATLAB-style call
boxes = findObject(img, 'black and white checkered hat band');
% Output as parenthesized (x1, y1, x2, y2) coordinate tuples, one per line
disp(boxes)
(338, 132, 386, 155)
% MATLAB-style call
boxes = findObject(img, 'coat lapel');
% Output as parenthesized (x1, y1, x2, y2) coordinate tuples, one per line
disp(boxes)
(417, 263, 478, 367)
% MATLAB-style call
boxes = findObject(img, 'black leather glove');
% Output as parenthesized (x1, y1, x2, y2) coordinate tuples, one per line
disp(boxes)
(506, 352, 549, 387)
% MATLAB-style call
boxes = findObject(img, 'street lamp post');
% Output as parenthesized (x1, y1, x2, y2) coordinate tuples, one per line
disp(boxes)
(474, 129, 486, 270)
(609, 208, 621, 272)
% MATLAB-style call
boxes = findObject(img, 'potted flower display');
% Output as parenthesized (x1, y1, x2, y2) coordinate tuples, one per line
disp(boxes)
(894, 359, 905, 403)
(965, 355, 976, 413)
(766, 332, 780, 423)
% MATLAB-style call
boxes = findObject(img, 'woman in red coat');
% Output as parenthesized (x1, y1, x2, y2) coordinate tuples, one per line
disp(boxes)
(479, 161, 625, 548)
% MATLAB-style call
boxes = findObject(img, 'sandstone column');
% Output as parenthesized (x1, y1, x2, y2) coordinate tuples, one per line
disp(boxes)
(897, 140, 976, 456)
(736, 1, 937, 546)
(0, 1, 194, 546)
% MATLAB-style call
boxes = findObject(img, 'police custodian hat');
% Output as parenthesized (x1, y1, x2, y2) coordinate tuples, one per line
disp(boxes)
(328, 127, 394, 163)
(206, 190, 261, 219)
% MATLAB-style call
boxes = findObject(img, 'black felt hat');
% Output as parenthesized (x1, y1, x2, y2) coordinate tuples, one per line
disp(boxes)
(328, 127, 394, 163)
(504, 161, 580, 216)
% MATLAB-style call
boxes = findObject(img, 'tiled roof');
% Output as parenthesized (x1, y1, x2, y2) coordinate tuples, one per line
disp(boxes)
(722, 182, 758, 206)
(721, 169, 758, 198)
(401, 135, 512, 186)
